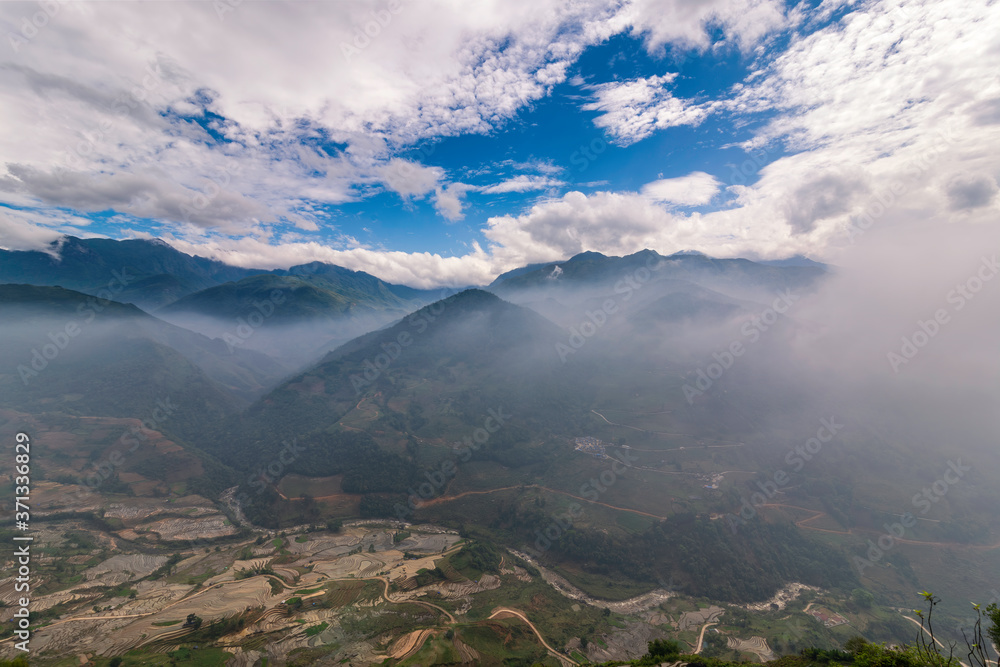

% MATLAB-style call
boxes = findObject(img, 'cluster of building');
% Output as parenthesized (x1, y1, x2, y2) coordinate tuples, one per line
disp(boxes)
(807, 608, 848, 627)
(573, 436, 607, 458)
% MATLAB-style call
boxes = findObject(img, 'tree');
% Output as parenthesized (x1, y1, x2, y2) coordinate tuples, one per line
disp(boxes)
(648, 638, 681, 659)
(184, 612, 203, 630)
(962, 602, 1000, 667)
(846, 636, 870, 655)
(853, 588, 875, 608)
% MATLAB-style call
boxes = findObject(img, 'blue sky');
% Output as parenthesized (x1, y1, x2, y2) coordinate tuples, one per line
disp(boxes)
(0, 0, 997, 286)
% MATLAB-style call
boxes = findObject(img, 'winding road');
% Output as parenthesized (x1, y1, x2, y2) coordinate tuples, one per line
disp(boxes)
(489, 607, 578, 666)
(695, 621, 719, 654)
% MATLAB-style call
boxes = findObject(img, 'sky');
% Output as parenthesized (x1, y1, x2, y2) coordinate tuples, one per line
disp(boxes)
(0, 0, 997, 288)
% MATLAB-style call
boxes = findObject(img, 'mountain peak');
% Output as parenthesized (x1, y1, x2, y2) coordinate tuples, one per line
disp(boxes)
(429, 287, 503, 310)
(566, 251, 607, 262)
(666, 249, 709, 258)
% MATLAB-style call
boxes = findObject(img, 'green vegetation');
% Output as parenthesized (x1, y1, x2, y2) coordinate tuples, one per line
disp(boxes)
(149, 553, 185, 580)
(595, 594, 999, 667)
(303, 621, 329, 637)
(234, 562, 276, 579)
(447, 539, 502, 580)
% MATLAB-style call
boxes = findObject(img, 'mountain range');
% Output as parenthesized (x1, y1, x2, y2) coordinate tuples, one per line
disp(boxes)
(2, 236, 997, 621)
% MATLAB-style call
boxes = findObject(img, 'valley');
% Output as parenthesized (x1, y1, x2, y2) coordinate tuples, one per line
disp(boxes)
(1, 240, 998, 665)
(0, 502, 921, 667)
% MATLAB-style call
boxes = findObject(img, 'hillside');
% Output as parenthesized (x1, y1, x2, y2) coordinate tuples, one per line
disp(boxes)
(156, 273, 435, 368)
(0, 284, 285, 446)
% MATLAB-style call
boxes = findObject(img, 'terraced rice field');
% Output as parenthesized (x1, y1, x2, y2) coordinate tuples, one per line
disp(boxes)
(728, 635, 776, 662)
(312, 553, 386, 579)
(83, 553, 169, 585)
(388, 628, 435, 659)
(396, 573, 502, 601)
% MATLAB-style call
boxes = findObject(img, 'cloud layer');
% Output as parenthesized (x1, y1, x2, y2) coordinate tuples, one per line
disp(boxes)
(0, 0, 997, 286)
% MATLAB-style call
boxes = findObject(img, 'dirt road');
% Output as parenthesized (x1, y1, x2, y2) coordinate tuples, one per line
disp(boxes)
(417, 484, 669, 520)
(489, 607, 578, 666)
(695, 621, 719, 654)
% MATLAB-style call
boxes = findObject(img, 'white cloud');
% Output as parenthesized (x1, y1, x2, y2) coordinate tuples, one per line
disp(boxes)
(163, 235, 499, 289)
(642, 172, 721, 206)
(378, 159, 444, 199)
(433, 183, 475, 221)
(0, 206, 94, 252)
(717, 0, 1000, 245)
(511, 159, 564, 176)
(582, 74, 712, 146)
(1, 0, 997, 288)
(601, 0, 789, 52)
(0, 0, 794, 235)
(484, 190, 688, 265)
(480, 175, 566, 194)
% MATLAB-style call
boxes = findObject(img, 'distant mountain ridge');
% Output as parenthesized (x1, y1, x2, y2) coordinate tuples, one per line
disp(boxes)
(0, 236, 439, 312)
(489, 248, 827, 299)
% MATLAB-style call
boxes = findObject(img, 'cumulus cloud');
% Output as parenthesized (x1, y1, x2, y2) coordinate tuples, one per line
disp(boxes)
(0, 206, 94, 253)
(163, 235, 498, 289)
(782, 171, 870, 234)
(484, 190, 686, 265)
(582, 74, 711, 146)
(1, 165, 274, 230)
(433, 183, 475, 221)
(378, 159, 444, 199)
(641, 172, 721, 206)
(945, 173, 998, 211)
(0, 0, 998, 288)
(605, 0, 789, 52)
